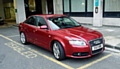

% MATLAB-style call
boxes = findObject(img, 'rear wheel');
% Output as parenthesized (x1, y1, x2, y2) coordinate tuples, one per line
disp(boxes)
(20, 32, 27, 44)
(52, 41, 65, 60)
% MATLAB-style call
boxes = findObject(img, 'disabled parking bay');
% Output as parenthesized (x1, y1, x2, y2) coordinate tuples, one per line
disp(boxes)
(0, 27, 120, 69)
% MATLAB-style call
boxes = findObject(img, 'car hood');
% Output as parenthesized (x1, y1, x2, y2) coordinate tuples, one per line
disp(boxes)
(54, 26, 103, 41)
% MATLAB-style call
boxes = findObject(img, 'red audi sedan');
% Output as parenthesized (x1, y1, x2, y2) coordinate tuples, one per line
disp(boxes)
(19, 14, 105, 60)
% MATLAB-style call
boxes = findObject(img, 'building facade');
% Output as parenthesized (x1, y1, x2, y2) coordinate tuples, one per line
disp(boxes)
(0, 0, 120, 26)
(63, 0, 120, 26)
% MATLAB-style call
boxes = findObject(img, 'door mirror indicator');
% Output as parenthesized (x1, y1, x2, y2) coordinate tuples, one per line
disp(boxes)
(40, 25, 48, 29)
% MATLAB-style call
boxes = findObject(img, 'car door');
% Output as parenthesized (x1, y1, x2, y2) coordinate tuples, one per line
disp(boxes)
(34, 16, 51, 49)
(24, 16, 37, 43)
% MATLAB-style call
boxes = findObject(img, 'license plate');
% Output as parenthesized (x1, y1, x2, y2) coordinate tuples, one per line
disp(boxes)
(92, 44, 103, 51)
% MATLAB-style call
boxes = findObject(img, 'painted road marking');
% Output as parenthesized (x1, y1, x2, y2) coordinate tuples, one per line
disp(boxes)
(77, 54, 112, 69)
(105, 47, 120, 53)
(1, 34, 116, 69)
(0, 34, 74, 69)
(90, 27, 98, 30)
(0, 34, 22, 46)
(105, 29, 114, 32)
(28, 48, 74, 69)
(5, 42, 37, 58)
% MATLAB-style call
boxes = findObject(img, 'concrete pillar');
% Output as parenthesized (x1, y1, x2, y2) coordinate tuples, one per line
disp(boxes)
(41, 0, 47, 14)
(0, 0, 5, 19)
(53, 0, 63, 14)
(93, 0, 103, 26)
(14, 0, 26, 24)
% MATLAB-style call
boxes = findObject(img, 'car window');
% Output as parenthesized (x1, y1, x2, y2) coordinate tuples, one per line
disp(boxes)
(36, 16, 47, 26)
(48, 20, 60, 30)
(48, 16, 81, 29)
(25, 17, 36, 26)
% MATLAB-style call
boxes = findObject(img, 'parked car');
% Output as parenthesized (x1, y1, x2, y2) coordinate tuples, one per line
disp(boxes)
(19, 14, 105, 60)
(0, 17, 4, 25)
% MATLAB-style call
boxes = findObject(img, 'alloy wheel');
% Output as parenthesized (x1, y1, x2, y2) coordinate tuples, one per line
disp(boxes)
(20, 32, 26, 44)
(53, 43, 60, 59)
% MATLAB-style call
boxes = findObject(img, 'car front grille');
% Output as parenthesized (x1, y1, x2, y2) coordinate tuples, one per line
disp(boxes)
(89, 38, 103, 55)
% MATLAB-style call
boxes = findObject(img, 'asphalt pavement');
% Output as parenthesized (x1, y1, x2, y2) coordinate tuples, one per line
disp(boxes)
(0, 23, 120, 69)
(0, 23, 120, 51)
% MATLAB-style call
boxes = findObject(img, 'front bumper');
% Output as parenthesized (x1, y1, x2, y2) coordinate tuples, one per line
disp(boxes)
(66, 46, 104, 58)
(65, 38, 105, 58)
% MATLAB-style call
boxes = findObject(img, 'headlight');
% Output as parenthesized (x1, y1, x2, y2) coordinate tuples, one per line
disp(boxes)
(69, 40, 86, 46)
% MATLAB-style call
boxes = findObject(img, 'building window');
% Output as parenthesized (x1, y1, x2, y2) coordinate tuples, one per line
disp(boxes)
(71, 0, 85, 12)
(87, 0, 93, 12)
(63, 0, 93, 17)
(105, 0, 120, 12)
(103, 0, 120, 17)
(64, 0, 70, 12)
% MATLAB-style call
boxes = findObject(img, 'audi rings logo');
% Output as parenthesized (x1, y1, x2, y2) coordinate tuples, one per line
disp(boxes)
(93, 40, 101, 44)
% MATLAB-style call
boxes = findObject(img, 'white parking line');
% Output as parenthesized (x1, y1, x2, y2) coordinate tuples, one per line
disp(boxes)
(90, 27, 98, 30)
(105, 47, 120, 53)
(0, 34, 74, 69)
(105, 29, 114, 32)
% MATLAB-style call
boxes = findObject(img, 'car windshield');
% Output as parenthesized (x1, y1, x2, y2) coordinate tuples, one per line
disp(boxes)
(48, 16, 81, 30)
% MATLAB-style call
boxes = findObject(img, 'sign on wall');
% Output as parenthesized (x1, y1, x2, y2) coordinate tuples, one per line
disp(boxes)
(95, 0, 99, 13)
(95, 0, 99, 7)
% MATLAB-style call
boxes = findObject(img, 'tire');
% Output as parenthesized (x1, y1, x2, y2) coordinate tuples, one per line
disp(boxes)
(20, 32, 27, 44)
(52, 41, 66, 60)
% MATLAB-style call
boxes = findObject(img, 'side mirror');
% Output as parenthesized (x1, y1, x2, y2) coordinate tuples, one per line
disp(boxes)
(40, 25, 48, 29)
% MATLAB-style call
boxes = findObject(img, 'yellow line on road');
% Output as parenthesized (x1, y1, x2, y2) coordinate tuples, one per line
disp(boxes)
(77, 54, 112, 69)
(0, 34, 24, 47)
(28, 48, 74, 69)
(0, 34, 74, 69)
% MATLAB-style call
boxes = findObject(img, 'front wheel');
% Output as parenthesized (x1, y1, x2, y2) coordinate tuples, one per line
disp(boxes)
(52, 41, 66, 60)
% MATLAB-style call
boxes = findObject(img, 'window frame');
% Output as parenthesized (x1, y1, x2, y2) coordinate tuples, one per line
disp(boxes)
(25, 16, 37, 26)
(63, 0, 93, 17)
(35, 16, 50, 30)
(35, 16, 48, 26)
(103, 0, 120, 18)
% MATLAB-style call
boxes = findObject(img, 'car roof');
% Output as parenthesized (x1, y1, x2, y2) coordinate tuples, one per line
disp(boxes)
(30, 14, 67, 18)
